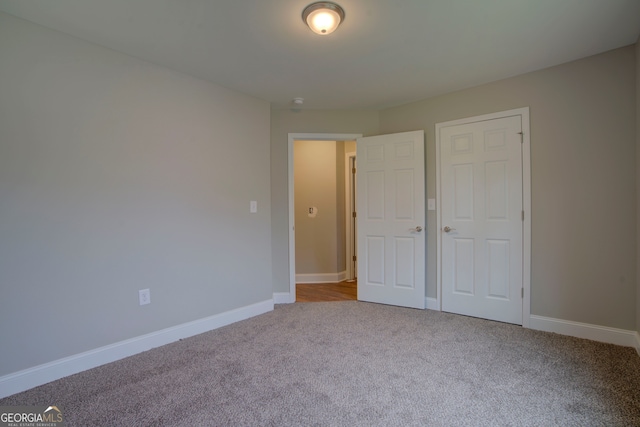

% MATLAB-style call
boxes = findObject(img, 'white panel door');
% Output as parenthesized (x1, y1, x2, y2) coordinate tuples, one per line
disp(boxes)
(439, 116, 523, 324)
(357, 131, 425, 309)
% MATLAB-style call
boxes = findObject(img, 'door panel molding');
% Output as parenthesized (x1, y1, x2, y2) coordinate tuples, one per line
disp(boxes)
(436, 108, 531, 327)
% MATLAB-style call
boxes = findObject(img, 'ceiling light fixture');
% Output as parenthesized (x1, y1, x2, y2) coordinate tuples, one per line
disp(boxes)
(302, 2, 345, 35)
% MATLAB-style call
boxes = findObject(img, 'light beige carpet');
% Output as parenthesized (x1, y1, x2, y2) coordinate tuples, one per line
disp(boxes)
(2, 302, 640, 426)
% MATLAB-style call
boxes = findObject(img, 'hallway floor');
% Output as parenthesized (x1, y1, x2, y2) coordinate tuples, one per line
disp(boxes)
(296, 281, 357, 302)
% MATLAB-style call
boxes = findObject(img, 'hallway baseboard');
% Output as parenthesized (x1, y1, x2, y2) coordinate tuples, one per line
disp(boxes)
(296, 271, 347, 284)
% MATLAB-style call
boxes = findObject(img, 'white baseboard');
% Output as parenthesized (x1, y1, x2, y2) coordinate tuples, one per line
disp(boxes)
(0, 299, 274, 399)
(426, 297, 439, 311)
(273, 292, 295, 304)
(529, 315, 639, 349)
(296, 271, 347, 284)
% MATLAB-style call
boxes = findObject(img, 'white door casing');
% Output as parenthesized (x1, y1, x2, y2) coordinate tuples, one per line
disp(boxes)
(357, 131, 425, 309)
(436, 109, 530, 325)
(345, 152, 357, 281)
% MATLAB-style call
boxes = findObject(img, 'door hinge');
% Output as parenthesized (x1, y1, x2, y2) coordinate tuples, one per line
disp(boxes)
(352, 255, 357, 262)
(521, 288, 524, 298)
(521, 210, 525, 221)
(352, 167, 356, 174)
(352, 211, 357, 218)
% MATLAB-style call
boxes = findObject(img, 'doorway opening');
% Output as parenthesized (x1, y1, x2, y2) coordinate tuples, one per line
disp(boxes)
(287, 133, 362, 303)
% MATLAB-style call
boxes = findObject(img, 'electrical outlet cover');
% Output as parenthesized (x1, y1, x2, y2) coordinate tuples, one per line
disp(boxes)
(139, 289, 150, 306)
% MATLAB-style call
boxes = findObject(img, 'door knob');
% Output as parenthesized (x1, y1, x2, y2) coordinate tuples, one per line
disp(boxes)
(443, 226, 456, 232)
(414, 226, 423, 232)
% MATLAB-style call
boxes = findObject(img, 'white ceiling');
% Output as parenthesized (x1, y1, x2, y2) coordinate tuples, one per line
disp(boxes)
(1, 0, 639, 110)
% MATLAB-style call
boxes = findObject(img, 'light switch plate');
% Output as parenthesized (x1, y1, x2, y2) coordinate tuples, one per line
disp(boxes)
(428, 199, 436, 211)
(250, 201, 257, 213)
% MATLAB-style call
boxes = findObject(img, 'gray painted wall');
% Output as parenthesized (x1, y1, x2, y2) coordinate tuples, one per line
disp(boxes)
(637, 38, 640, 335)
(0, 13, 272, 376)
(379, 46, 636, 330)
(270, 110, 380, 293)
